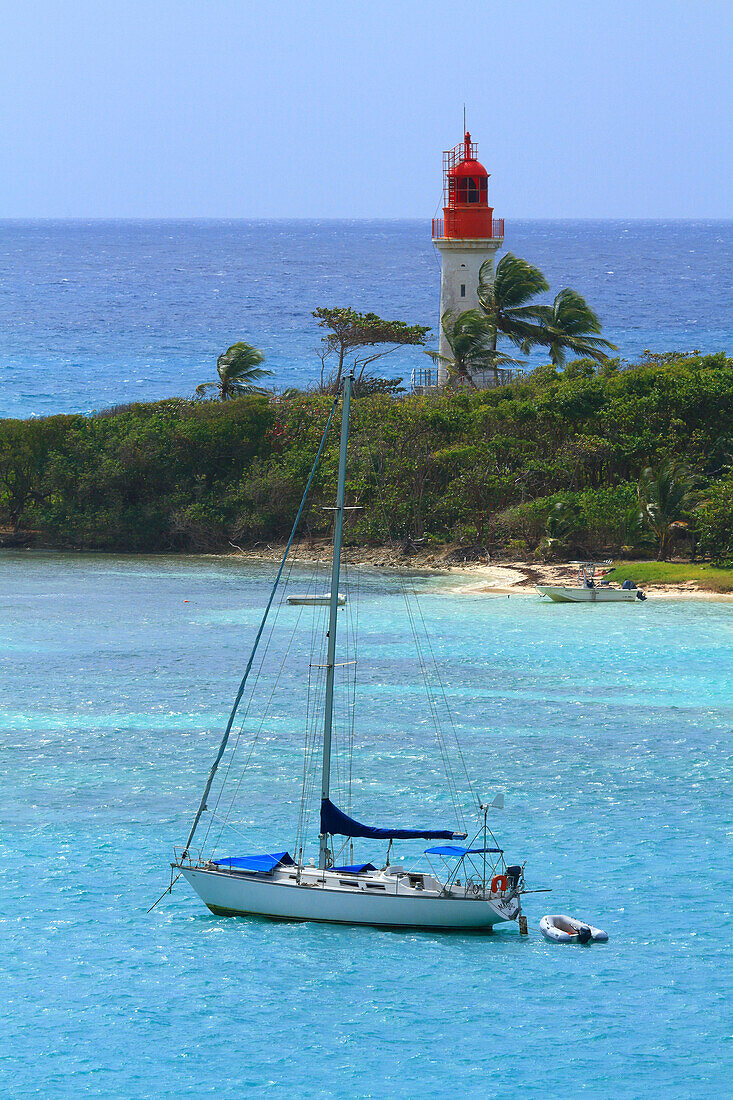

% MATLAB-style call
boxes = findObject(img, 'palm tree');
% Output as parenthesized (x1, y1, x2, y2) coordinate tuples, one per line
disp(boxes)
(638, 461, 697, 560)
(477, 253, 550, 367)
(196, 342, 272, 401)
(523, 288, 617, 367)
(426, 309, 520, 388)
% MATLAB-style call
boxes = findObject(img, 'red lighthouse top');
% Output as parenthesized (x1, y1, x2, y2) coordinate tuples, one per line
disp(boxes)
(434, 132, 504, 241)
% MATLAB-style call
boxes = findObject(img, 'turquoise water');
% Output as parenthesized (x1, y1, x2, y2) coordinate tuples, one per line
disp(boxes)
(1, 552, 731, 1097)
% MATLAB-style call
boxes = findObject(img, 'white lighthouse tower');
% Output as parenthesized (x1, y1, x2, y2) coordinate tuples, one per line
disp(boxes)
(432, 132, 504, 383)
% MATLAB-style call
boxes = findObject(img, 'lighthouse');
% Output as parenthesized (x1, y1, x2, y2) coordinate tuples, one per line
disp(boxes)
(432, 132, 504, 383)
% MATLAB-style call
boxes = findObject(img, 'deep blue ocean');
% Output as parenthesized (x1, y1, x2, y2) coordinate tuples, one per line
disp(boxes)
(0, 219, 731, 418)
(1, 553, 731, 1097)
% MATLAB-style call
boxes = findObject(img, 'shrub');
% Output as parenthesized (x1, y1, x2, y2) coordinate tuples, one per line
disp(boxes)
(1, 352, 732, 560)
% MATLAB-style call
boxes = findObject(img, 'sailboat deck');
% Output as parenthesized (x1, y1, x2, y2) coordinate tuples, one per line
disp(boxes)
(179, 861, 514, 902)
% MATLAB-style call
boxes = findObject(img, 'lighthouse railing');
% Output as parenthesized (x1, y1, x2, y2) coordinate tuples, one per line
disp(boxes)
(432, 216, 504, 240)
(411, 365, 525, 394)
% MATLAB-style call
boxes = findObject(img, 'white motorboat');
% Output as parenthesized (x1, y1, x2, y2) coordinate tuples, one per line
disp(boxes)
(286, 593, 346, 606)
(173, 372, 526, 933)
(539, 914, 608, 943)
(537, 561, 646, 603)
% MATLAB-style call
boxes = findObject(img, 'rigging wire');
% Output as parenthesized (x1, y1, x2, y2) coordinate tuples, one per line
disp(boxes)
(295, 560, 330, 858)
(201, 529, 303, 854)
(403, 575, 480, 810)
(180, 395, 339, 859)
(209, 583, 308, 856)
(362, 434, 479, 830)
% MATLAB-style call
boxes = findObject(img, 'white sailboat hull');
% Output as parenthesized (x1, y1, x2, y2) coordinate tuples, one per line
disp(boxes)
(537, 585, 640, 603)
(181, 866, 519, 931)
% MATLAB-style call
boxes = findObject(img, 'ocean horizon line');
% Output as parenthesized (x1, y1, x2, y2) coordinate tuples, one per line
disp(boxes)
(1, 215, 732, 226)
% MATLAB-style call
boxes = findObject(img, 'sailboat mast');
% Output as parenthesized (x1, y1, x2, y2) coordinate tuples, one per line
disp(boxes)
(319, 371, 353, 869)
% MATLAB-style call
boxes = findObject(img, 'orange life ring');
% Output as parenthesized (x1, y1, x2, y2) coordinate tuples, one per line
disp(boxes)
(491, 874, 508, 893)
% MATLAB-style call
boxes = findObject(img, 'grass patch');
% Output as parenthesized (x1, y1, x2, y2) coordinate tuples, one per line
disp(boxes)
(605, 561, 733, 592)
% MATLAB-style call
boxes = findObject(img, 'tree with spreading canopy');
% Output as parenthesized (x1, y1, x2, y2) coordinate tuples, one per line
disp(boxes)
(312, 307, 430, 392)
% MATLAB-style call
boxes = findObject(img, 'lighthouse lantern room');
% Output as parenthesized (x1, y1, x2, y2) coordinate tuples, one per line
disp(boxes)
(432, 132, 504, 382)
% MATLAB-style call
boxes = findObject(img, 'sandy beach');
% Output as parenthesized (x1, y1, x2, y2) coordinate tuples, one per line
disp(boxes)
(221, 541, 733, 599)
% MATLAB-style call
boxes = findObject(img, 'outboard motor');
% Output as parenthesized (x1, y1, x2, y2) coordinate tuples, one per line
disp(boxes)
(506, 865, 522, 891)
(636, 590, 647, 601)
(576, 924, 592, 944)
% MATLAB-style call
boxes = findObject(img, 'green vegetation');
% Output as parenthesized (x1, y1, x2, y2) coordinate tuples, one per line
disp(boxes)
(605, 562, 733, 592)
(478, 252, 550, 356)
(195, 341, 272, 400)
(427, 308, 520, 388)
(638, 460, 697, 560)
(521, 287, 617, 367)
(1, 351, 732, 568)
(426, 252, 618, 388)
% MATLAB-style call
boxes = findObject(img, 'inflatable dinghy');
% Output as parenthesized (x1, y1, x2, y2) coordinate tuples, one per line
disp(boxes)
(539, 914, 608, 943)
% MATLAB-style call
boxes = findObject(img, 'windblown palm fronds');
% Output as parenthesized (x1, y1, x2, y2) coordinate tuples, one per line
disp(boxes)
(524, 288, 618, 367)
(477, 253, 550, 352)
(638, 461, 697, 560)
(196, 342, 272, 401)
(426, 309, 521, 387)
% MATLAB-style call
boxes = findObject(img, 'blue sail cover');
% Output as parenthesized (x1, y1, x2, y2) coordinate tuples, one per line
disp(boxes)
(321, 798, 466, 841)
(213, 852, 295, 873)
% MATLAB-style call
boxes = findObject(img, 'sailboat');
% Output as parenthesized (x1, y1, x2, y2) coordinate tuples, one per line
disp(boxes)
(174, 373, 525, 931)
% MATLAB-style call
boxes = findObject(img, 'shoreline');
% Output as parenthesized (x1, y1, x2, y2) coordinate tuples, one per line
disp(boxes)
(219, 542, 733, 600)
(5, 539, 731, 599)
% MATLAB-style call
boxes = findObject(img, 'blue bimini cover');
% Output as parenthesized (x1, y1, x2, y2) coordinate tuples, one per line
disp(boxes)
(321, 798, 465, 841)
(331, 863, 377, 874)
(425, 845, 503, 857)
(213, 851, 295, 873)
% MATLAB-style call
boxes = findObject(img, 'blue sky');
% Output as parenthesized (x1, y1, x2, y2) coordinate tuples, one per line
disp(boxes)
(1, 0, 731, 218)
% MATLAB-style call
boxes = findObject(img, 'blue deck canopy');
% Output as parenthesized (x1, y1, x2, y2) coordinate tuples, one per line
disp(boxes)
(425, 845, 503, 857)
(321, 798, 466, 841)
(213, 852, 295, 873)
